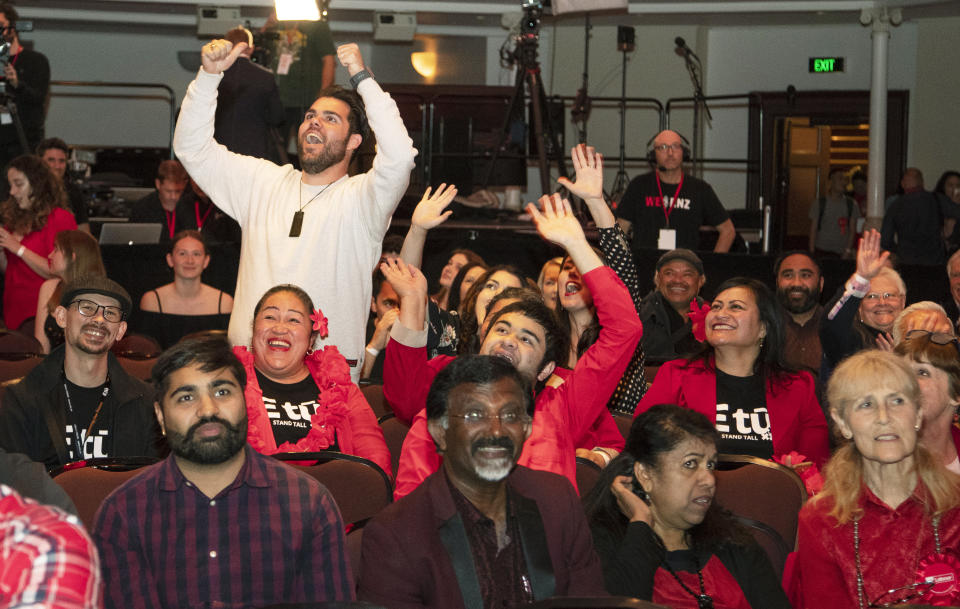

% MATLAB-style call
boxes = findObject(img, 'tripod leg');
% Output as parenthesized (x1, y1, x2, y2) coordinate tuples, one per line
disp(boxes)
(529, 70, 574, 210)
(482, 65, 527, 190)
(525, 69, 550, 196)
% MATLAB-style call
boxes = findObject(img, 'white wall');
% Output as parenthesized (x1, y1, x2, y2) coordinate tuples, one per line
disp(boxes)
(701, 22, 918, 210)
(911, 15, 960, 188)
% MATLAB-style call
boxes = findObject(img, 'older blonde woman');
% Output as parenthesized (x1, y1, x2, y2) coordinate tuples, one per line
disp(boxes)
(820, 229, 906, 381)
(796, 350, 960, 608)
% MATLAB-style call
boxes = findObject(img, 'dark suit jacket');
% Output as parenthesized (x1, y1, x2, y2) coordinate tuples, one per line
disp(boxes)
(359, 465, 605, 609)
(214, 56, 284, 162)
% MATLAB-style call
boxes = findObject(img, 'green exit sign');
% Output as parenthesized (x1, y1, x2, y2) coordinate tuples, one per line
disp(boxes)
(809, 57, 845, 73)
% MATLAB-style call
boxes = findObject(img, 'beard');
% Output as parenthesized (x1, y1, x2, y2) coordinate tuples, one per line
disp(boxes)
(777, 285, 820, 315)
(297, 132, 348, 175)
(72, 322, 114, 355)
(471, 436, 517, 482)
(167, 415, 248, 465)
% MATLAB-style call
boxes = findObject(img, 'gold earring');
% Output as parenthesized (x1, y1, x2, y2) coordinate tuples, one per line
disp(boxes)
(842, 430, 853, 440)
(758, 336, 765, 349)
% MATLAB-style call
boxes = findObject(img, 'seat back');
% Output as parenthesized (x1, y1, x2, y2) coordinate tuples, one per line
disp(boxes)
(0, 357, 42, 385)
(112, 333, 162, 359)
(714, 454, 808, 575)
(574, 456, 602, 496)
(52, 457, 160, 530)
(613, 412, 634, 441)
(524, 597, 668, 608)
(377, 414, 409, 479)
(0, 330, 43, 360)
(273, 451, 392, 527)
(116, 356, 158, 382)
(359, 383, 391, 419)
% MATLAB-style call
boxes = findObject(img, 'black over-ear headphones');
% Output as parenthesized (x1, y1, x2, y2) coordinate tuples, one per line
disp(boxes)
(646, 131, 692, 166)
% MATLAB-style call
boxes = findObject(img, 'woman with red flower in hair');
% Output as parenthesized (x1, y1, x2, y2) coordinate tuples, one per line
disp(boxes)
(233, 284, 391, 475)
(635, 277, 830, 466)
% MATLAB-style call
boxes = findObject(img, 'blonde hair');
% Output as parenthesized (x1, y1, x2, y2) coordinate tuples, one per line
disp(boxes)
(818, 350, 960, 524)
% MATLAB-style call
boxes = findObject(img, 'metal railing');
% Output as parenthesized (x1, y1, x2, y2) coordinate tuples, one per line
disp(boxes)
(49, 80, 177, 157)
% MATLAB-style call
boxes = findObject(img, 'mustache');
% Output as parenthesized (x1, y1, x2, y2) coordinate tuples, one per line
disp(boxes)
(471, 436, 515, 455)
(186, 416, 241, 440)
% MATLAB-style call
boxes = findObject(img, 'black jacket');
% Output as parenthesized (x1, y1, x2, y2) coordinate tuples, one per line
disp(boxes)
(638, 290, 704, 362)
(0, 345, 162, 470)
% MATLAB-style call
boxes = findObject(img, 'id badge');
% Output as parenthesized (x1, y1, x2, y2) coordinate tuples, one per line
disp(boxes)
(277, 52, 293, 75)
(658, 228, 676, 250)
(0, 109, 10, 125)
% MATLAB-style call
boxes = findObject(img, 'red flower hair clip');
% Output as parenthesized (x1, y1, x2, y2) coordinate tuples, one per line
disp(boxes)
(310, 308, 329, 339)
(687, 301, 711, 342)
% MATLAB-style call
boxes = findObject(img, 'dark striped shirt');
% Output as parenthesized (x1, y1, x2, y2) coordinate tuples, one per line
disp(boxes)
(92, 445, 353, 608)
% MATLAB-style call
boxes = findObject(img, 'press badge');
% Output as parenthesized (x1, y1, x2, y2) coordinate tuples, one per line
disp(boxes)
(658, 228, 676, 250)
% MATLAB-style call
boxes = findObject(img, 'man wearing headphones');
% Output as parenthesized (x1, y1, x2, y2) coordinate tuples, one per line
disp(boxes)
(0, 3, 49, 171)
(615, 129, 735, 253)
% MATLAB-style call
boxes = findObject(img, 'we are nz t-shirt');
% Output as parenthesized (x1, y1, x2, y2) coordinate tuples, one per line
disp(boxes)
(714, 370, 773, 459)
(255, 370, 338, 449)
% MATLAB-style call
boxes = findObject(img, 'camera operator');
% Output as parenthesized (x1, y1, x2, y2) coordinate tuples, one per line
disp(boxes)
(0, 3, 49, 172)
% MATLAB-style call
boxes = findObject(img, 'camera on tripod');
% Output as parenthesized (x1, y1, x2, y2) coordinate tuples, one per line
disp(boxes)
(520, 1, 543, 36)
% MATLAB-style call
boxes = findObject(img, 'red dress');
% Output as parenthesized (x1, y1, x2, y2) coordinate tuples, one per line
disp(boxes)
(3, 207, 76, 330)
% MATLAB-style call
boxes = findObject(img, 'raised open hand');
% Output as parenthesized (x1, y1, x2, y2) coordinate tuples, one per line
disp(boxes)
(379, 258, 427, 302)
(557, 144, 604, 202)
(526, 193, 586, 251)
(855, 229, 890, 280)
(411, 183, 457, 231)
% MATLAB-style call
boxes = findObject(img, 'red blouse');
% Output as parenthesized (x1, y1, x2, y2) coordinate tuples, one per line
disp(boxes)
(3, 207, 76, 330)
(796, 482, 960, 608)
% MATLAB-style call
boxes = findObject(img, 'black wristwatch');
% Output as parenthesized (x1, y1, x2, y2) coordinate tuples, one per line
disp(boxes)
(349, 69, 373, 89)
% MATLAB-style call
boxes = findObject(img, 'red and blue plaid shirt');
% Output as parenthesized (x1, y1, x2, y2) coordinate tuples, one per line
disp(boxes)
(0, 484, 101, 609)
(92, 445, 353, 609)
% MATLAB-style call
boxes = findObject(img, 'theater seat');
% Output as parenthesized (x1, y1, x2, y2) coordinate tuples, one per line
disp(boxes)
(358, 383, 391, 419)
(714, 454, 808, 577)
(377, 413, 409, 479)
(51, 457, 161, 531)
(524, 597, 668, 608)
(574, 456, 602, 496)
(272, 451, 392, 528)
(112, 333, 162, 359)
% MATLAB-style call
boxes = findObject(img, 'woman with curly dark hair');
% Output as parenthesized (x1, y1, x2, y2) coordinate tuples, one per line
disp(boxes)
(0, 154, 76, 330)
(584, 403, 790, 607)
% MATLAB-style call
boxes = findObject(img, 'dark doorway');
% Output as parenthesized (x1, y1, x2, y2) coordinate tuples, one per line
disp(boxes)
(748, 90, 909, 251)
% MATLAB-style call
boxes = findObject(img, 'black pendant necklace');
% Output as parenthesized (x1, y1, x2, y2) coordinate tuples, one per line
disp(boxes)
(662, 552, 714, 609)
(290, 182, 333, 237)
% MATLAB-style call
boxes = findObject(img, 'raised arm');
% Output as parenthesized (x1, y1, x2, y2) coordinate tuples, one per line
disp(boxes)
(399, 184, 456, 268)
(527, 194, 643, 436)
(527, 193, 602, 274)
(380, 259, 445, 423)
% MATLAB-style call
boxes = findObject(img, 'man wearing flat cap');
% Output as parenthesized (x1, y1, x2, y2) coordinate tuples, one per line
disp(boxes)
(639, 248, 707, 362)
(0, 275, 162, 469)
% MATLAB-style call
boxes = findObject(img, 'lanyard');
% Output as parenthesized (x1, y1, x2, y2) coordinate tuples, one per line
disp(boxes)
(655, 172, 685, 226)
(194, 200, 212, 230)
(164, 209, 176, 240)
(63, 375, 110, 460)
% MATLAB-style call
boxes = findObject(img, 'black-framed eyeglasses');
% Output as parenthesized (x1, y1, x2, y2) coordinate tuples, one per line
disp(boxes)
(446, 411, 531, 427)
(70, 299, 124, 323)
(653, 143, 684, 153)
(904, 329, 958, 345)
(868, 580, 935, 607)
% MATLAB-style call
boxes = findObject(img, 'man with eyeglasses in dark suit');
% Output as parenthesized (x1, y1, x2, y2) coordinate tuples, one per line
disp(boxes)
(615, 129, 736, 253)
(0, 275, 161, 469)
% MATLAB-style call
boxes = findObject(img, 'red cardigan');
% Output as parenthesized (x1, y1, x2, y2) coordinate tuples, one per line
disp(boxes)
(384, 266, 642, 498)
(234, 346, 391, 475)
(635, 357, 830, 466)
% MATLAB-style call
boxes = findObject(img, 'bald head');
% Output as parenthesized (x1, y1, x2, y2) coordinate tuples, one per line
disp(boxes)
(651, 130, 686, 177)
(901, 167, 924, 191)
